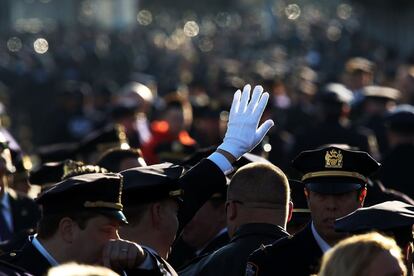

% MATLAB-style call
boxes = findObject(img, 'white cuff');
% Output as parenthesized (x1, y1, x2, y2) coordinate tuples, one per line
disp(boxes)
(207, 152, 234, 175)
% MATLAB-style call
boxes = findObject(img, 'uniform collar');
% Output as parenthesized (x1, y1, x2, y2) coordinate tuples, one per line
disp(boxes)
(231, 223, 288, 242)
(311, 222, 331, 253)
(196, 227, 228, 256)
(31, 234, 59, 267)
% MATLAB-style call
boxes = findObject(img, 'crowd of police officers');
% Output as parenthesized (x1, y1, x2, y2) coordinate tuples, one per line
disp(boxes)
(0, 56, 413, 276)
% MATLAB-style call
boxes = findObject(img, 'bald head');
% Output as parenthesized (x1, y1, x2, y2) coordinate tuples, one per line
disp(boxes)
(226, 162, 291, 236)
(228, 162, 289, 209)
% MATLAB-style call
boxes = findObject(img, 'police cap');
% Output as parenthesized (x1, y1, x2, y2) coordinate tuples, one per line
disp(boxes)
(335, 201, 414, 247)
(292, 146, 380, 194)
(121, 163, 184, 205)
(385, 104, 414, 134)
(36, 173, 127, 224)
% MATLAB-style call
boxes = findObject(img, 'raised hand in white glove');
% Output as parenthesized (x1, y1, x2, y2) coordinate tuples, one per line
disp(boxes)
(217, 84, 274, 160)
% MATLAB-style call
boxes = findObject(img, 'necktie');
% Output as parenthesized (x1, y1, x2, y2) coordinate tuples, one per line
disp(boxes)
(0, 203, 12, 241)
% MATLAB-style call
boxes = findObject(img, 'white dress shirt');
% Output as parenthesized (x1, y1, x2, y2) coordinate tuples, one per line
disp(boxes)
(311, 222, 331, 253)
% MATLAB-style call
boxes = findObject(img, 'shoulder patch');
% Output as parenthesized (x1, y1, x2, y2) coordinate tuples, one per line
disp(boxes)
(246, 262, 259, 276)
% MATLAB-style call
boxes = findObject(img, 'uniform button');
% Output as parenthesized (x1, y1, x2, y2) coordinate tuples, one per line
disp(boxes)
(9, 252, 16, 257)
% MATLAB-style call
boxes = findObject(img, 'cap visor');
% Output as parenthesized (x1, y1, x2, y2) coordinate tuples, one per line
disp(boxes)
(99, 210, 128, 225)
(306, 182, 362, 194)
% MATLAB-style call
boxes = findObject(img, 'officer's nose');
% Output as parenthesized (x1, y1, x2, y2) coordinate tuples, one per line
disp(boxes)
(325, 195, 338, 211)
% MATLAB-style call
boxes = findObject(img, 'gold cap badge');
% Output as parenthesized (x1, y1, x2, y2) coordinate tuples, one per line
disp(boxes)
(325, 149, 343, 168)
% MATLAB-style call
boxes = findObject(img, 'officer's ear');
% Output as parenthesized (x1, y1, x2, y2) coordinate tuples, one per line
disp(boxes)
(287, 201, 293, 223)
(150, 202, 164, 229)
(304, 188, 310, 201)
(225, 200, 238, 221)
(358, 188, 367, 207)
(59, 217, 75, 244)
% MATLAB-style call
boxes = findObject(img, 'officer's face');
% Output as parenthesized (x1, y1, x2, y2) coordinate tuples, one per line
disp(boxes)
(159, 199, 179, 257)
(306, 190, 362, 245)
(182, 199, 226, 249)
(71, 214, 120, 265)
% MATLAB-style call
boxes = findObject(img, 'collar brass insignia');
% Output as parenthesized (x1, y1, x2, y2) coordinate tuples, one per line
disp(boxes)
(325, 149, 343, 168)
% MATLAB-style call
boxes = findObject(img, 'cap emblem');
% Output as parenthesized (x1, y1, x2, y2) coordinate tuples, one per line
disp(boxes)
(325, 149, 343, 168)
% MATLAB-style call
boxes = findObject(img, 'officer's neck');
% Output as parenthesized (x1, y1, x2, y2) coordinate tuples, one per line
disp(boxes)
(38, 236, 72, 264)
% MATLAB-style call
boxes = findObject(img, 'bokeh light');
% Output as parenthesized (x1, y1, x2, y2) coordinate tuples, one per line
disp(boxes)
(183, 21, 199, 37)
(7, 37, 22, 52)
(33, 38, 49, 54)
(326, 24, 342, 41)
(285, 4, 301, 20)
(337, 3, 352, 20)
(137, 10, 153, 26)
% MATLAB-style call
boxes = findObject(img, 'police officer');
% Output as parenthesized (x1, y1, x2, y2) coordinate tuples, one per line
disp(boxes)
(0, 173, 152, 276)
(180, 162, 291, 276)
(118, 84, 275, 275)
(378, 105, 414, 195)
(247, 145, 380, 276)
(335, 200, 414, 276)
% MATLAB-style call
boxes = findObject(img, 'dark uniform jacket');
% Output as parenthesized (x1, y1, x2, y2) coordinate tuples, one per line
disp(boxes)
(176, 159, 226, 234)
(0, 238, 50, 276)
(168, 230, 229, 269)
(6, 189, 41, 239)
(246, 223, 322, 276)
(378, 143, 414, 197)
(179, 223, 289, 276)
(0, 159, 227, 276)
(197, 230, 230, 257)
(0, 237, 177, 276)
(0, 259, 33, 276)
(141, 158, 228, 275)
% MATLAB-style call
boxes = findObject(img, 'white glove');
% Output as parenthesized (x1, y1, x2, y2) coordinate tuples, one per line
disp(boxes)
(218, 84, 274, 160)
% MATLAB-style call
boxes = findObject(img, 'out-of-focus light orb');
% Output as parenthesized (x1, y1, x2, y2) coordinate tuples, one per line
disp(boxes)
(327, 25, 342, 41)
(215, 12, 231, 28)
(33, 38, 49, 54)
(7, 37, 22, 52)
(198, 38, 214, 52)
(263, 143, 272, 152)
(137, 10, 152, 26)
(285, 4, 301, 20)
(183, 21, 199, 37)
(337, 4, 352, 20)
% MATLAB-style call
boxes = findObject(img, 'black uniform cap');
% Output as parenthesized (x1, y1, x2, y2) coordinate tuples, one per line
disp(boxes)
(292, 146, 380, 194)
(121, 163, 184, 205)
(335, 201, 414, 247)
(78, 124, 130, 156)
(29, 160, 108, 186)
(37, 143, 78, 163)
(335, 200, 414, 232)
(36, 172, 127, 224)
(29, 161, 66, 186)
(385, 104, 414, 134)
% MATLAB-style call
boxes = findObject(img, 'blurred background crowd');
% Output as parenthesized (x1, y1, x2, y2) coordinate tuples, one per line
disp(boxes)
(0, 0, 413, 195)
